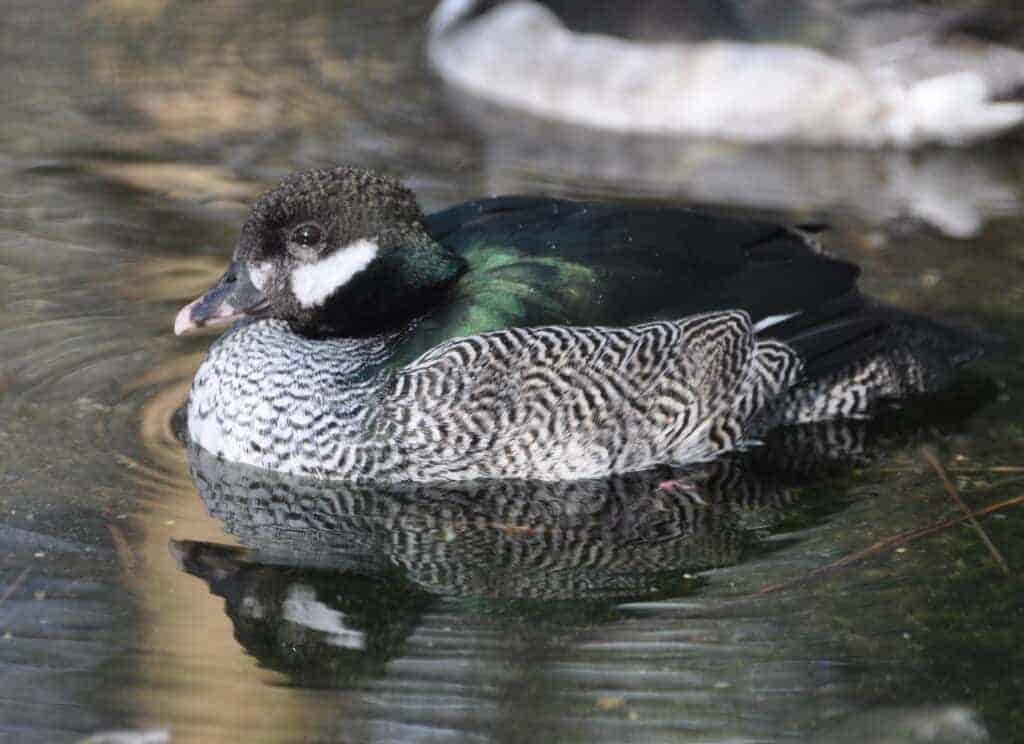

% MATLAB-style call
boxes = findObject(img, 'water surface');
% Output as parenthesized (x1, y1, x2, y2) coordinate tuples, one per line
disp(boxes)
(1, 2, 1022, 743)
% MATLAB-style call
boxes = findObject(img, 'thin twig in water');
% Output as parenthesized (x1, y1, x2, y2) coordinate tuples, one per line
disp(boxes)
(0, 566, 30, 606)
(877, 465, 1024, 475)
(106, 523, 137, 574)
(923, 447, 1010, 576)
(751, 493, 1024, 596)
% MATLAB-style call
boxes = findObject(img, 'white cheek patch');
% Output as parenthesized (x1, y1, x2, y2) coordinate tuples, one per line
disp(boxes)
(249, 261, 273, 292)
(290, 238, 379, 309)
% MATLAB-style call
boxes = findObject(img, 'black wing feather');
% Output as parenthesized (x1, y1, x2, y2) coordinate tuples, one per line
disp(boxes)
(422, 196, 986, 384)
(425, 196, 860, 328)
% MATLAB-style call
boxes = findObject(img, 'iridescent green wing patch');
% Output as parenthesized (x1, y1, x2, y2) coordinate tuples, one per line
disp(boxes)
(392, 242, 600, 367)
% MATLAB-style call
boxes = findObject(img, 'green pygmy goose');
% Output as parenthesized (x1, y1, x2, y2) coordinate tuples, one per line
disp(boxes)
(175, 166, 988, 483)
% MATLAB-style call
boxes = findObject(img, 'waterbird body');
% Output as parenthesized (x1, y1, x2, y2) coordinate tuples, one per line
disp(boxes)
(428, 0, 1024, 147)
(175, 166, 986, 482)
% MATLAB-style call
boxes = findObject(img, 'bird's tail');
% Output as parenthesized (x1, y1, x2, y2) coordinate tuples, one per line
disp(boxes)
(760, 303, 997, 427)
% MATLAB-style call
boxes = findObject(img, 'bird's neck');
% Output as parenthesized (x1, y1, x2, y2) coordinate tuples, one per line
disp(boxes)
(187, 319, 411, 474)
(302, 231, 467, 338)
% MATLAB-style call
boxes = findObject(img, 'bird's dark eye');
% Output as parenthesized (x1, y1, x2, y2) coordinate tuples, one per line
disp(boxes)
(290, 224, 322, 247)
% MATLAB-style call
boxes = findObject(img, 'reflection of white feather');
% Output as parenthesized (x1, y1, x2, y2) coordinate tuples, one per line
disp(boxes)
(283, 584, 366, 650)
(428, 0, 1024, 147)
(291, 239, 378, 309)
(475, 124, 1021, 239)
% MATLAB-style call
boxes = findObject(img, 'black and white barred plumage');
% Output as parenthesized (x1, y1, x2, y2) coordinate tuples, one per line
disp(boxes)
(177, 166, 990, 483)
(187, 308, 959, 483)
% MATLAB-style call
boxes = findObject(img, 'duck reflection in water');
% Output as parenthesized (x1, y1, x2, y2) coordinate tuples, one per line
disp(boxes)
(171, 446, 798, 686)
(170, 379, 991, 690)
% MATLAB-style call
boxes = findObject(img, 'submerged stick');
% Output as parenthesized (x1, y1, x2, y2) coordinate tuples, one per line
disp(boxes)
(923, 447, 1010, 576)
(106, 523, 137, 574)
(877, 465, 1024, 474)
(751, 492, 1024, 596)
(0, 566, 30, 606)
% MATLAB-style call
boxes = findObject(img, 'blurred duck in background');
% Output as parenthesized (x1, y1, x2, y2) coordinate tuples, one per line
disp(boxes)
(464, 109, 1023, 239)
(428, 0, 1024, 148)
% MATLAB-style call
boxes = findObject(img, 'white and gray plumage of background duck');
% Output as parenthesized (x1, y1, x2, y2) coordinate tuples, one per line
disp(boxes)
(428, 0, 1024, 147)
(174, 166, 991, 483)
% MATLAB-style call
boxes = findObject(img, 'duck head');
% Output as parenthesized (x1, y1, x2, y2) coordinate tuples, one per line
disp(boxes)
(174, 166, 466, 338)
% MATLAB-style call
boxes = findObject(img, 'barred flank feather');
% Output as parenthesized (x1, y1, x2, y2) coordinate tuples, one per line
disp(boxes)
(191, 312, 814, 482)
